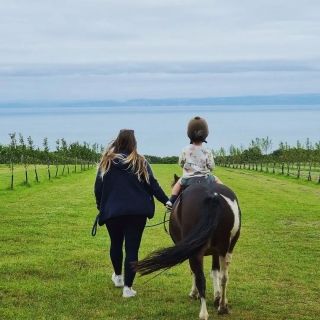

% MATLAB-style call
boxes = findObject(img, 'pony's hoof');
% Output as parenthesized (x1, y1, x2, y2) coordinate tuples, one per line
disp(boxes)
(217, 305, 229, 315)
(214, 297, 220, 309)
(189, 292, 199, 299)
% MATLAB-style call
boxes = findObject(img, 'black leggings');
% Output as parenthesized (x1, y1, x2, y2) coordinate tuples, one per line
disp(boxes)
(106, 215, 147, 287)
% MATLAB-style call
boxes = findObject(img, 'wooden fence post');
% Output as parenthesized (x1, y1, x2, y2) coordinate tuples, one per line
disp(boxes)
(272, 161, 275, 174)
(308, 163, 312, 181)
(10, 160, 14, 190)
(47, 163, 51, 180)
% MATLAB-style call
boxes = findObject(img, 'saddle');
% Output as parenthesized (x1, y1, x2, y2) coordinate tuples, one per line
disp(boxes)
(172, 176, 212, 211)
(181, 176, 210, 190)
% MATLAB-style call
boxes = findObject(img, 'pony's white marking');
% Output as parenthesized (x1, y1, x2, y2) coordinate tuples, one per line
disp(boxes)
(210, 269, 221, 300)
(199, 297, 209, 320)
(189, 272, 199, 298)
(218, 253, 232, 312)
(220, 195, 240, 238)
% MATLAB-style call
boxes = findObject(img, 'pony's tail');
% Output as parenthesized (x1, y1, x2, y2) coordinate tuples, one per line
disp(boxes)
(132, 194, 222, 275)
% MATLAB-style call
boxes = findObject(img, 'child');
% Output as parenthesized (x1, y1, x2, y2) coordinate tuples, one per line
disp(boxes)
(166, 116, 223, 209)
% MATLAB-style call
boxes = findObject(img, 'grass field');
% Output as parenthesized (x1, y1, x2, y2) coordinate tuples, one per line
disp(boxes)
(0, 164, 319, 320)
(218, 162, 320, 183)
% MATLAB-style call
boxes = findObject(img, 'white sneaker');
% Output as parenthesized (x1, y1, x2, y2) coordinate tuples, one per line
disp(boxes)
(166, 200, 172, 209)
(111, 273, 124, 287)
(123, 286, 137, 298)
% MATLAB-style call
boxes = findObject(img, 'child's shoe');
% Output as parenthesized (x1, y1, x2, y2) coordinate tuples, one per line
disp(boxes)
(123, 286, 137, 298)
(111, 272, 124, 287)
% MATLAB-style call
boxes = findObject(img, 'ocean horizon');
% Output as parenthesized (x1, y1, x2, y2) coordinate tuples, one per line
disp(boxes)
(0, 103, 319, 157)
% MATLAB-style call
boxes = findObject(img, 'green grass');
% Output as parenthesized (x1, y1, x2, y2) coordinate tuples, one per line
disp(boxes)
(0, 165, 319, 320)
(0, 164, 92, 190)
(220, 162, 320, 183)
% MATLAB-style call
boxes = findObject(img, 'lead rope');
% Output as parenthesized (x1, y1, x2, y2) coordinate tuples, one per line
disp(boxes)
(145, 208, 171, 235)
(92, 209, 171, 236)
(91, 213, 99, 236)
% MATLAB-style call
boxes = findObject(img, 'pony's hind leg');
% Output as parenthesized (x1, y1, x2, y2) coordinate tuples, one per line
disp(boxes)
(189, 256, 209, 320)
(210, 252, 221, 308)
(189, 272, 199, 299)
(218, 252, 232, 315)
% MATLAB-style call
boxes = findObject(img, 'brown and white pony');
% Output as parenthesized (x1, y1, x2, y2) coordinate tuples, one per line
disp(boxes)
(133, 175, 241, 319)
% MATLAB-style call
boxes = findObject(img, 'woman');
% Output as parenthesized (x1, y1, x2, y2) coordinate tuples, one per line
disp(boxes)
(94, 129, 169, 298)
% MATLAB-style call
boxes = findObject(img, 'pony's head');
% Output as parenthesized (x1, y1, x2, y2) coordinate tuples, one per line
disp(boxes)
(172, 173, 180, 187)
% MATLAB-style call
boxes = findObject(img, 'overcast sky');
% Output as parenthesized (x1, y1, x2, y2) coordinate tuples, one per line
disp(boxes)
(1, 0, 320, 102)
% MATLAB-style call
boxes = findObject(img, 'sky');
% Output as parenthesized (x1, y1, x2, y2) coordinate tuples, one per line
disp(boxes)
(1, 0, 320, 102)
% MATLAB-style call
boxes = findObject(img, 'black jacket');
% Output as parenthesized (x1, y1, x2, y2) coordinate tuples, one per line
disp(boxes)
(94, 153, 169, 226)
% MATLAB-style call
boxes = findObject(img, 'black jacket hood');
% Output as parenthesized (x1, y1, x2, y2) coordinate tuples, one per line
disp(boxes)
(111, 150, 131, 171)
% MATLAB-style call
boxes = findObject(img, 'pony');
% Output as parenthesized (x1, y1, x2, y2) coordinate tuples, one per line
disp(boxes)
(132, 175, 241, 319)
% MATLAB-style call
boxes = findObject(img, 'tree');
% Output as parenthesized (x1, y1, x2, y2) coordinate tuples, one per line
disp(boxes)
(27, 135, 39, 182)
(242, 146, 262, 162)
(19, 133, 29, 185)
(54, 139, 60, 177)
(261, 136, 273, 156)
(60, 138, 69, 174)
(8, 132, 17, 189)
(43, 137, 51, 179)
(261, 136, 273, 172)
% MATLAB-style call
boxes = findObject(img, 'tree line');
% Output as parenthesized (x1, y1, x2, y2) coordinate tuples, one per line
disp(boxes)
(0, 133, 180, 189)
(1, 133, 319, 188)
(0, 133, 103, 188)
(213, 137, 320, 182)
(1, 133, 103, 165)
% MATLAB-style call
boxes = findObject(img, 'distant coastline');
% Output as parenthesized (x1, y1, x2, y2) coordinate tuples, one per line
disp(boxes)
(1, 93, 320, 108)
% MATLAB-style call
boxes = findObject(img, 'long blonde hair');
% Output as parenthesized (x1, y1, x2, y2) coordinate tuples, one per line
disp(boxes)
(98, 129, 150, 183)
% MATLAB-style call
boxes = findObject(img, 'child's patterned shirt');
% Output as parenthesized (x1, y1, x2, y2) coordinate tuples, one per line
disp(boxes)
(178, 144, 215, 178)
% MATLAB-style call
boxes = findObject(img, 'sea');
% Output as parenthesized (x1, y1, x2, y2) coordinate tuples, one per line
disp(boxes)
(0, 105, 319, 157)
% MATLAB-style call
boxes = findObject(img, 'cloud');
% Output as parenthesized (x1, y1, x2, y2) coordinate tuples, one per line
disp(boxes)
(0, 0, 320, 100)
(1, 60, 320, 77)
(1, 71, 319, 102)
(1, 0, 320, 64)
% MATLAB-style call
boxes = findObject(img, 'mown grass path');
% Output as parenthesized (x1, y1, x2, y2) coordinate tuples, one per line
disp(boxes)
(0, 165, 319, 319)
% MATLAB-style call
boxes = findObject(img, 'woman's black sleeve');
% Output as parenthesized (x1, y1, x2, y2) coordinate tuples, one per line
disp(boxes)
(146, 163, 169, 205)
(94, 170, 103, 210)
